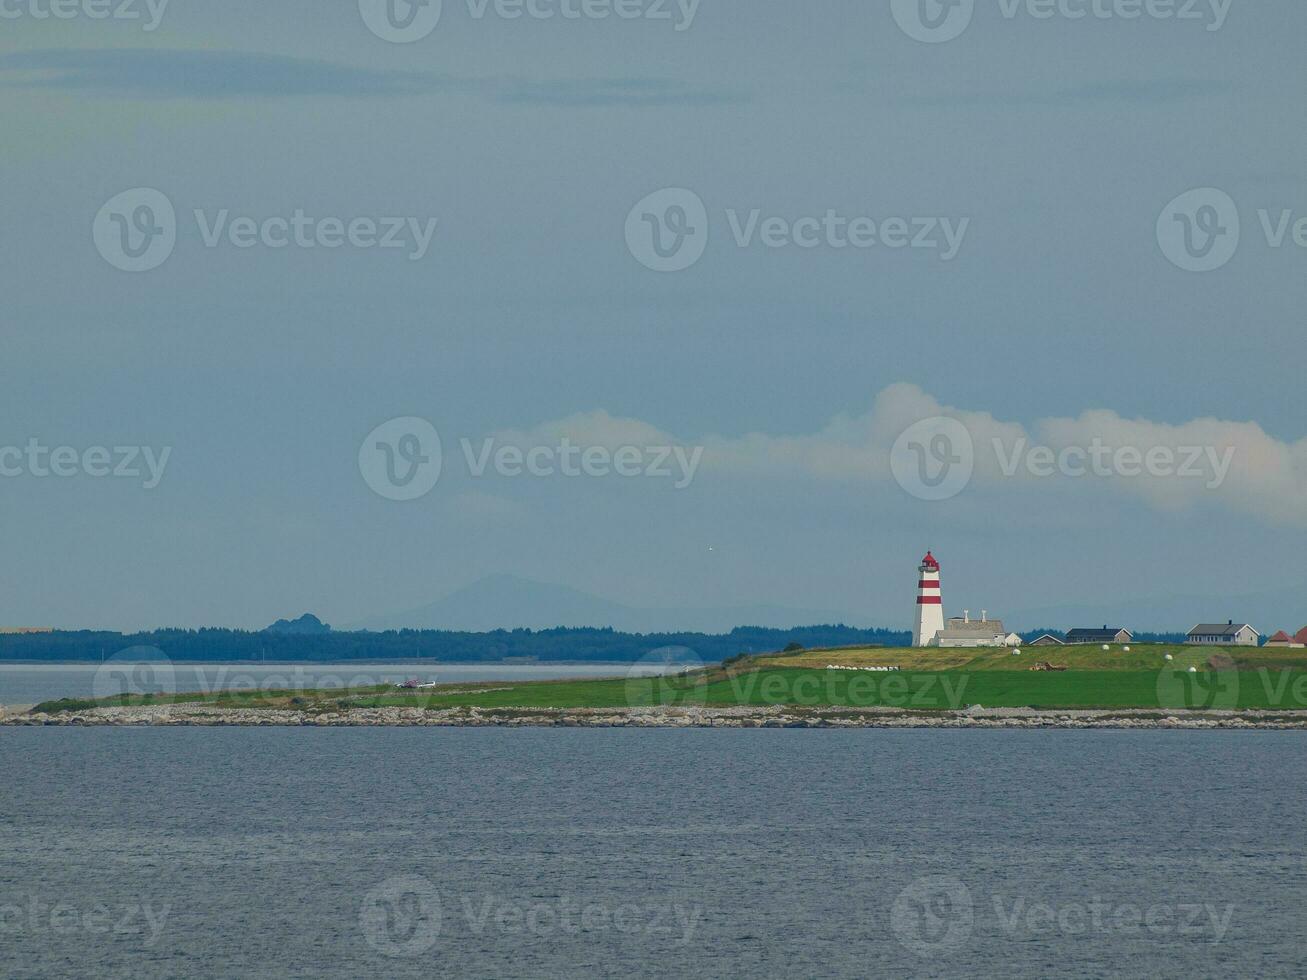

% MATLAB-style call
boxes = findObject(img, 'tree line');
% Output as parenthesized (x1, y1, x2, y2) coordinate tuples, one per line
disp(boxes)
(0, 625, 912, 664)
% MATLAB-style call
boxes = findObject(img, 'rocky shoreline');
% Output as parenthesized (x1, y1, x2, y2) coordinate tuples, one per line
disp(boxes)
(6, 703, 1307, 729)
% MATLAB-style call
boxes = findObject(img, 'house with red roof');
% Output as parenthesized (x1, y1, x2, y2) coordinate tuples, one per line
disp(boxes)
(1266, 631, 1303, 648)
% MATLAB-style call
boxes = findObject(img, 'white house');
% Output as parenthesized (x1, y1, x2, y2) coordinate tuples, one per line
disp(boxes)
(1186, 621, 1260, 646)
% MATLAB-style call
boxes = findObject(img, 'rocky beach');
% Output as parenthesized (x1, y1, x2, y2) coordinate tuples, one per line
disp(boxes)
(6, 703, 1307, 730)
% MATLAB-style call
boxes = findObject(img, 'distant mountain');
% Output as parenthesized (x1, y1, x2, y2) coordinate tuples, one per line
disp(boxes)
(349, 573, 869, 634)
(264, 613, 331, 635)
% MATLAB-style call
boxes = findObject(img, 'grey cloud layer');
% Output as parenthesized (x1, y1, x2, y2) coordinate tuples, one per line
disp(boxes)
(0, 48, 739, 105)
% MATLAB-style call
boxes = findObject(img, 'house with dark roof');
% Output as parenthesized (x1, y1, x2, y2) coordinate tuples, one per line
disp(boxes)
(1186, 621, 1260, 646)
(1065, 627, 1133, 645)
(1029, 633, 1065, 646)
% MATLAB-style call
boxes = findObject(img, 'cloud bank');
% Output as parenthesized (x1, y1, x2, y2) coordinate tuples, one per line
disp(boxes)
(491, 385, 1307, 526)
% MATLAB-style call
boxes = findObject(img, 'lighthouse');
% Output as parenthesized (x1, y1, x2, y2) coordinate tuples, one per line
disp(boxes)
(914, 551, 944, 647)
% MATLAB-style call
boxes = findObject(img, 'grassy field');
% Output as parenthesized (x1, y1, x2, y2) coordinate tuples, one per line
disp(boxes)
(31, 643, 1307, 715)
(764, 643, 1307, 672)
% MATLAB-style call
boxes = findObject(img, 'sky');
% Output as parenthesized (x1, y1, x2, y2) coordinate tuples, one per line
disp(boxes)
(1, 0, 1304, 633)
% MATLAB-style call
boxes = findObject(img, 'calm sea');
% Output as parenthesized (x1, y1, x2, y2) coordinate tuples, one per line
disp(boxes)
(1, 729, 1303, 978)
(0, 662, 665, 707)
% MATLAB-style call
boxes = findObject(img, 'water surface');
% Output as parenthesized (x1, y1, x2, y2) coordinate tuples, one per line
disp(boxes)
(1, 729, 1303, 978)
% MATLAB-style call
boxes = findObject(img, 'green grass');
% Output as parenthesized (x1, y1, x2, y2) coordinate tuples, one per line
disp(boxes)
(764, 643, 1302, 673)
(31, 644, 1307, 716)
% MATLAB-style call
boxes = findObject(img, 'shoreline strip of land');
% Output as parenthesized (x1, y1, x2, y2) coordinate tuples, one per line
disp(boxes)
(6, 703, 1307, 730)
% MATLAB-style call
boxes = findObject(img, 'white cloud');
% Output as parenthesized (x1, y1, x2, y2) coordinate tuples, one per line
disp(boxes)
(489, 384, 1307, 527)
(1034, 410, 1307, 524)
(494, 410, 674, 452)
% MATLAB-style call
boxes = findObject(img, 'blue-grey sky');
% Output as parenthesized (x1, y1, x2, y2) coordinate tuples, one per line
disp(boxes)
(2, 0, 1304, 632)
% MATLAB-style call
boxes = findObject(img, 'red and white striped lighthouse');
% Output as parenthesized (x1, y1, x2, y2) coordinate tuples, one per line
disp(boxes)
(913, 551, 944, 647)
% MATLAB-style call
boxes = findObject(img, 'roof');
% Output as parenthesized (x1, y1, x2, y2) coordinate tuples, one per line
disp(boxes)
(1269, 631, 1294, 643)
(1187, 623, 1257, 637)
(945, 619, 1005, 633)
(921, 551, 940, 570)
(941, 624, 998, 640)
(1065, 627, 1132, 641)
(1031, 634, 1065, 644)
(1295, 627, 1307, 645)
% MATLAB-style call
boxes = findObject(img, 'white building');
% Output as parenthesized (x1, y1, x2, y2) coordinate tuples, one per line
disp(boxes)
(1186, 622, 1260, 646)
(934, 610, 1017, 648)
